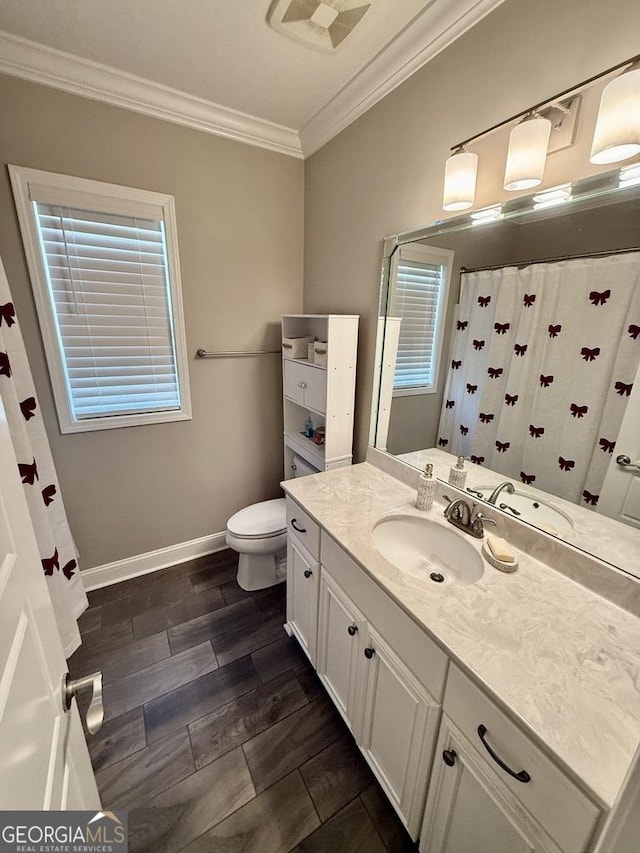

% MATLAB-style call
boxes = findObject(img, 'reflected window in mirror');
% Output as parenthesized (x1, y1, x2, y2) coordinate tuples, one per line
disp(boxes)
(390, 244, 453, 396)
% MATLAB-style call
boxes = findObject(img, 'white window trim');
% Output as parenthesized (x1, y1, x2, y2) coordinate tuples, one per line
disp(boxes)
(390, 243, 453, 398)
(9, 166, 192, 433)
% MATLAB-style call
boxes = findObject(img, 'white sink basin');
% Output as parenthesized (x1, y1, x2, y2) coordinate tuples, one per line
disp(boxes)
(372, 515, 484, 586)
(474, 486, 574, 535)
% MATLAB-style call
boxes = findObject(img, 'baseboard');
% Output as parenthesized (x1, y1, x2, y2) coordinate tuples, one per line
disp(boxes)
(81, 531, 228, 591)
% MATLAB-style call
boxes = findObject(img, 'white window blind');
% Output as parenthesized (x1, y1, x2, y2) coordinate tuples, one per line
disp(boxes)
(34, 203, 181, 420)
(9, 166, 191, 434)
(391, 245, 452, 394)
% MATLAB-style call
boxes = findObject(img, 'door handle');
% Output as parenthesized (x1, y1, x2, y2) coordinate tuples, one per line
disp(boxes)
(63, 671, 104, 735)
(616, 454, 640, 473)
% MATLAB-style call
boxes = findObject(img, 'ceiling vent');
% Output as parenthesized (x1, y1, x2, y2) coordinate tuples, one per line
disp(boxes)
(268, 0, 372, 53)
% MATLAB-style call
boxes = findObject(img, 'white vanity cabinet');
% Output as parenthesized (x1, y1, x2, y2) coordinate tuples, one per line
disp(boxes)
(422, 715, 549, 853)
(284, 493, 604, 851)
(316, 568, 365, 731)
(357, 624, 441, 838)
(317, 532, 447, 838)
(421, 665, 601, 853)
(285, 497, 320, 664)
(281, 314, 358, 477)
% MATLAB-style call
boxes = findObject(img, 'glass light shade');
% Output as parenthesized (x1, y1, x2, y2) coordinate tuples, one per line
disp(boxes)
(503, 115, 552, 191)
(442, 150, 478, 211)
(590, 66, 640, 164)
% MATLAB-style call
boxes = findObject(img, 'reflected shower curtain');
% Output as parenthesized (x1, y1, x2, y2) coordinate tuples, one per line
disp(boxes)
(0, 254, 87, 655)
(437, 252, 640, 508)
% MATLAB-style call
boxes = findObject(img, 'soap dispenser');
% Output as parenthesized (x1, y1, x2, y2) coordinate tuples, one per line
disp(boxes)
(448, 456, 468, 489)
(416, 463, 436, 511)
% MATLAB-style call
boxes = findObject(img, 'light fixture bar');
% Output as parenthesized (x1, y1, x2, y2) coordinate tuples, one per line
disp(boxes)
(450, 53, 640, 154)
(619, 163, 640, 188)
(470, 204, 503, 224)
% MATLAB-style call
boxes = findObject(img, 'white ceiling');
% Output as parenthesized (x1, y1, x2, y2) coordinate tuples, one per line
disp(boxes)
(0, 0, 505, 157)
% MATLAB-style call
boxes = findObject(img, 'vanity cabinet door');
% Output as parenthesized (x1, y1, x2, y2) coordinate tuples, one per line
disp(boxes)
(317, 569, 365, 733)
(358, 626, 441, 839)
(286, 536, 320, 665)
(421, 717, 560, 853)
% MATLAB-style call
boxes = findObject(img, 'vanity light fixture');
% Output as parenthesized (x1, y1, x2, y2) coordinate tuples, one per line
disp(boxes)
(442, 147, 478, 211)
(470, 204, 503, 224)
(443, 53, 640, 212)
(503, 113, 552, 191)
(590, 60, 640, 165)
(532, 184, 572, 210)
(619, 162, 640, 188)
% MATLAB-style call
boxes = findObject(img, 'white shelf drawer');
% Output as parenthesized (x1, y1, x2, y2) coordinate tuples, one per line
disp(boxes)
(286, 496, 320, 560)
(444, 665, 600, 853)
(283, 359, 327, 413)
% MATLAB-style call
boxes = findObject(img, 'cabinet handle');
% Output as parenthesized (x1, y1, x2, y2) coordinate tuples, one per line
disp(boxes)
(477, 725, 531, 784)
(303, 569, 313, 578)
(291, 519, 307, 533)
(347, 624, 358, 636)
(442, 749, 457, 767)
(364, 647, 375, 659)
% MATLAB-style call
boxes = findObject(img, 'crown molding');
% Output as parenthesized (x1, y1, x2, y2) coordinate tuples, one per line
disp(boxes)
(0, 31, 304, 159)
(0, 1, 505, 161)
(300, 0, 507, 156)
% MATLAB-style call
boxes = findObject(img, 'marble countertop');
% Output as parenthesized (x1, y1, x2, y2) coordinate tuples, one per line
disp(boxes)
(282, 461, 640, 810)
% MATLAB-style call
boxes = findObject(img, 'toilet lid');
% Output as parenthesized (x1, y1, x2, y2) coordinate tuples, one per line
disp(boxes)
(227, 498, 287, 538)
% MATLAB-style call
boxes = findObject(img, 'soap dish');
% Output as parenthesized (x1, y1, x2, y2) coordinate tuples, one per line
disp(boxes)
(482, 542, 518, 573)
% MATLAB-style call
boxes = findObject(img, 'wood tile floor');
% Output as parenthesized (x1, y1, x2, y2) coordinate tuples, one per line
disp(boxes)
(70, 549, 417, 853)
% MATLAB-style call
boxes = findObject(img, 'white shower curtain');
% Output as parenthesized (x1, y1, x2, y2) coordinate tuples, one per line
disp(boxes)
(438, 252, 640, 507)
(0, 255, 87, 655)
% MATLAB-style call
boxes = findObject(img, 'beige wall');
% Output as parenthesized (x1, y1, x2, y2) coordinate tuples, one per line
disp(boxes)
(0, 75, 304, 568)
(303, 0, 640, 463)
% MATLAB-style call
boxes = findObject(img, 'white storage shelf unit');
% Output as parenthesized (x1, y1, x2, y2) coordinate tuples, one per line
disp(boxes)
(282, 314, 358, 478)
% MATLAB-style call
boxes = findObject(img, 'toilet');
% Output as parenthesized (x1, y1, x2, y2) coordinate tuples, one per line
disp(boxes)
(226, 455, 318, 590)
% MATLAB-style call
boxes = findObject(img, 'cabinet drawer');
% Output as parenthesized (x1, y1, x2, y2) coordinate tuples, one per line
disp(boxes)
(283, 360, 327, 413)
(444, 665, 600, 853)
(286, 496, 320, 560)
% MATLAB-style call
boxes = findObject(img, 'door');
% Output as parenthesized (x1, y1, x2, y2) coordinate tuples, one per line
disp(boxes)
(359, 627, 440, 839)
(286, 536, 320, 664)
(598, 362, 640, 528)
(421, 719, 555, 853)
(283, 360, 327, 413)
(0, 396, 99, 809)
(316, 569, 365, 731)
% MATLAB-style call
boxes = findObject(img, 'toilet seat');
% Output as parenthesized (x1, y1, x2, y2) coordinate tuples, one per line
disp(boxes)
(226, 498, 286, 540)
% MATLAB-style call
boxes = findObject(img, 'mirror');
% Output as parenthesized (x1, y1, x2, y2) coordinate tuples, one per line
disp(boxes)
(371, 167, 640, 577)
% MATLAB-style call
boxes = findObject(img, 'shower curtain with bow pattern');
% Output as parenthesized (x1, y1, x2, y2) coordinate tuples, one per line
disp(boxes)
(437, 252, 640, 508)
(0, 254, 87, 655)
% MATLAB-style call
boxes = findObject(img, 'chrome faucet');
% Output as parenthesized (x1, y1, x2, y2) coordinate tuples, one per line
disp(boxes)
(486, 481, 515, 505)
(443, 496, 496, 539)
(444, 498, 472, 527)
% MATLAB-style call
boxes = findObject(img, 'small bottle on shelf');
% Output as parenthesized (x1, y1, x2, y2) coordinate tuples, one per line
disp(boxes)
(303, 414, 314, 438)
(448, 456, 468, 489)
(416, 463, 436, 511)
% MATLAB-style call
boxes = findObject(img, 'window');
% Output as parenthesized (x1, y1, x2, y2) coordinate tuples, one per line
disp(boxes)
(10, 167, 191, 433)
(390, 244, 453, 396)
